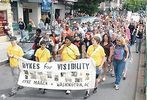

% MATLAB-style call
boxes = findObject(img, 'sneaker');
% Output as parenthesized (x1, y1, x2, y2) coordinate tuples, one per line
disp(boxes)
(111, 74, 115, 77)
(8, 92, 16, 97)
(115, 85, 119, 90)
(102, 77, 106, 81)
(65, 90, 71, 95)
(93, 87, 97, 93)
(123, 76, 126, 80)
(41, 89, 46, 94)
(17, 86, 24, 90)
(84, 91, 90, 99)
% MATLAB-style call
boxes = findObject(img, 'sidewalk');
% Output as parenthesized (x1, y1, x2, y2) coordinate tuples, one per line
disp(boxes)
(135, 43, 145, 100)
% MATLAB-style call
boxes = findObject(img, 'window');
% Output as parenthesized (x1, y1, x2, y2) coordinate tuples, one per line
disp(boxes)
(0, 11, 7, 36)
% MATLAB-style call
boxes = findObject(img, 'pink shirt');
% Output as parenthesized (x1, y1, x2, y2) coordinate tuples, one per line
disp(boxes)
(125, 28, 131, 40)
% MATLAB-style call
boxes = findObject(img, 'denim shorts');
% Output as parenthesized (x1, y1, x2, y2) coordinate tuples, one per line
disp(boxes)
(96, 67, 103, 78)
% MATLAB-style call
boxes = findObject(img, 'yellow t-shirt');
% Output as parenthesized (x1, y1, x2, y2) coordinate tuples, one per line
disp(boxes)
(7, 44, 24, 68)
(87, 45, 105, 67)
(35, 48, 51, 62)
(61, 43, 80, 61)
(87, 45, 97, 56)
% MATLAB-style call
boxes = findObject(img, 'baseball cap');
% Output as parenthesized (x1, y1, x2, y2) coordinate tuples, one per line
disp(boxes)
(65, 36, 74, 42)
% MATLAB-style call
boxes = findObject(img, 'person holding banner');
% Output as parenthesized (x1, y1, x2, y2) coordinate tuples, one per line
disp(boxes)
(35, 40, 51, 94)
(7, 36, 24, 97)
(58, 36, 80, 95)
(84, 35, 105, 99)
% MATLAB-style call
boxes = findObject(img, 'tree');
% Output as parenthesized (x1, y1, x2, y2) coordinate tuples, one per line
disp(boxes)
(123, 0, 147, 12)
(73, 0, 109, 16)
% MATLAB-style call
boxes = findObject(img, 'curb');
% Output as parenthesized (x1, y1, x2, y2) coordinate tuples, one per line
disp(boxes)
(0, 60, 8, 66)
(134, 47, 145, 100)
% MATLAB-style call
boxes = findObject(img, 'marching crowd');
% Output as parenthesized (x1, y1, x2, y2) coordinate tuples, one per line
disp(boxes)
(7, 12, 146, 99)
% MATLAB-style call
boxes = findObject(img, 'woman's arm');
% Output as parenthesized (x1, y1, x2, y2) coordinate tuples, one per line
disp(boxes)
(108, 45, 114, 62)
(124, 45, 129, 61)
(35, 56, 39, 62)
(81, 44, 86, 58)
(58, 44, 66, 54)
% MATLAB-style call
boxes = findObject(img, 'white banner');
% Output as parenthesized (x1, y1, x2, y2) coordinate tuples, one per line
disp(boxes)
(18, 58, 96, 90)
(127, 11, 132, 22)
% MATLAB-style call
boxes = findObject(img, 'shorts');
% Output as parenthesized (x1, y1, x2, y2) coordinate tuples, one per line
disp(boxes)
(96, 67, 103, 79)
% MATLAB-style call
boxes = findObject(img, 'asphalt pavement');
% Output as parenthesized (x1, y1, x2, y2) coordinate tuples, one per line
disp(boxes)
(0, 45, 144, 100)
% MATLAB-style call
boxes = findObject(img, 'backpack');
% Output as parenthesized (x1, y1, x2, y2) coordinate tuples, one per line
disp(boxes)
(114, 45, 125, 60)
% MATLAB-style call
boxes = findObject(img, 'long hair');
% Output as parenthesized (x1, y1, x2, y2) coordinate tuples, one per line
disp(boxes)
(101, 33, 111, 44)
(85, 32, 92, 38)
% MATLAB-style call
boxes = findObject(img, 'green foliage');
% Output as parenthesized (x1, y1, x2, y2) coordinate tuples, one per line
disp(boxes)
(123, 0, 147, 12)
(73, 0, 109, 15)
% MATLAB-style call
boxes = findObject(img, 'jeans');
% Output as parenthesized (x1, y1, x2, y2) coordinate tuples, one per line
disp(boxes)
(131, 35, 135, 45)
(19, 29, 24, 39)
(10, 67, 20, 93)
(113, 59, 125, 85)
(136, 38, 142, 52)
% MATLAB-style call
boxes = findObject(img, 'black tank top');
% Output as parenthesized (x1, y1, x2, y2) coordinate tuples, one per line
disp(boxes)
(137, 30, 143, 39)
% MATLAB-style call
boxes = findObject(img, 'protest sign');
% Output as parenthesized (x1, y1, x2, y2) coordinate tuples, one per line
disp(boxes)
(18, 58, 96, 90)
(127, 11, 132, 22)
(131, 13, 140, 22)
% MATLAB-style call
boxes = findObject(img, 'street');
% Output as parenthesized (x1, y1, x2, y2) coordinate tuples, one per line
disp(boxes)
(0, 45, 143, 100)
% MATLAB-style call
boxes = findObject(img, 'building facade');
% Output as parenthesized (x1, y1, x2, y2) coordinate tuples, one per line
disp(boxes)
(0, 0, 13, 42)
(41, 0, 65, 22)
(11, 0, 42, 28)
(41, 0, 77, 23)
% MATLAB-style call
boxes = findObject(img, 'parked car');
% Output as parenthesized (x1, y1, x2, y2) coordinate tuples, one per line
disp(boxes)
(23, 49, 34, 60)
